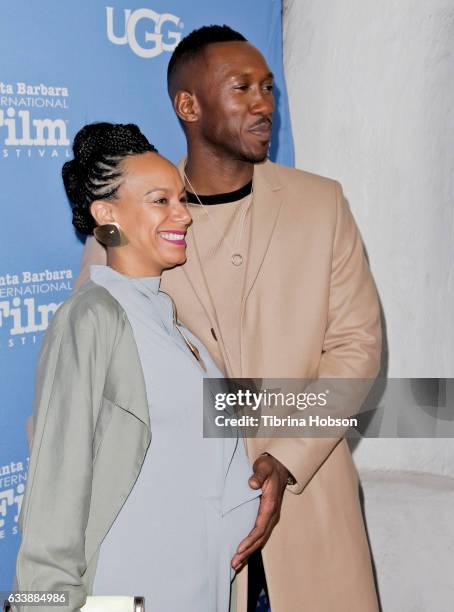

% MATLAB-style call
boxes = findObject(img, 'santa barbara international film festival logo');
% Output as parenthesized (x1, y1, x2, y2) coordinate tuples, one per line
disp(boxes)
(0, 80, 70, 160)
(0, 267, 73, 350)
(0, 456, 28, 541)
(106, 6, 184, 58)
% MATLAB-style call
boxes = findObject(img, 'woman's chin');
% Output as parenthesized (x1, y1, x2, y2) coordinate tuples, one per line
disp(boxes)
(163, 253, 187, 270)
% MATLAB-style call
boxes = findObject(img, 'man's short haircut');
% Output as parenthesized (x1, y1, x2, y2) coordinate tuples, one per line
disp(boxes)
(167, 24, 247, 98)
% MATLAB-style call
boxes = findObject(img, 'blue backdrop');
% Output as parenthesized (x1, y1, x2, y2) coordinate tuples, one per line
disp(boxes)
(0, 1, 294, 601)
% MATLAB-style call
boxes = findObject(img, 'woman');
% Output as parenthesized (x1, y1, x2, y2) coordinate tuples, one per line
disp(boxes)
(14, 123, 260, 612)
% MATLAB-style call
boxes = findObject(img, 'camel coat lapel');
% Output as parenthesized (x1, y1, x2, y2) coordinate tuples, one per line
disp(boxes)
(242, 160, 283, 307)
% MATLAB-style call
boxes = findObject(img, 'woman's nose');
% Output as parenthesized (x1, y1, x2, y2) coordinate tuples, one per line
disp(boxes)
(172, 201, 192, 226)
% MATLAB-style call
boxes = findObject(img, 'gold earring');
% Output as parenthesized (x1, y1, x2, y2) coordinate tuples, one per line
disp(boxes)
(93, 222, 129, 247)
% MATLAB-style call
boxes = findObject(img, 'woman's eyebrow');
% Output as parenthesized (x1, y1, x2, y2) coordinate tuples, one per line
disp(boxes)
(143, 187, 169, 196)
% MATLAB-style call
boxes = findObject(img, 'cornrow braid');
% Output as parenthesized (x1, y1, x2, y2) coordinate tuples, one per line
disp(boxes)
(62, 122, 157, 235)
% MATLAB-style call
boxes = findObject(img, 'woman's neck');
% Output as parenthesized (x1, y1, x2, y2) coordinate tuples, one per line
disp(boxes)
(106, 249, 161, 278)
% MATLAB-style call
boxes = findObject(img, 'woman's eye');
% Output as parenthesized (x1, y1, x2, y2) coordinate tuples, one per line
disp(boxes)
(264, 83, 274, 91)
(153, 198, 167, 205)
(234, 85, 249, 91)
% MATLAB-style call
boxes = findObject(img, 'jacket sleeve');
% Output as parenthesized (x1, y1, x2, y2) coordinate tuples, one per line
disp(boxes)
(14, 301, 109, 612)
(73, 237, 107, 291)
(264, 181, 382, 494)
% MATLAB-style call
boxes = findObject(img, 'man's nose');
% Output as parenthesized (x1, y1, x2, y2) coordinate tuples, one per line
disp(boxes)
(250, 88, 275, 115)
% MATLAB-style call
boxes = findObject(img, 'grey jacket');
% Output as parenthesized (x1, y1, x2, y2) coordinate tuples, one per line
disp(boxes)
(15, 282, 151, 610)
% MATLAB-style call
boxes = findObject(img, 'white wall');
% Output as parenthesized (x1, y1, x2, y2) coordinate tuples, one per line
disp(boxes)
(282, 0, 453, 378)
(282, 2, 454, 609)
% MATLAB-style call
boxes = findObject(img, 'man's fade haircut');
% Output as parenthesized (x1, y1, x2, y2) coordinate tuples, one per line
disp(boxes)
(167, 24, 247, 98)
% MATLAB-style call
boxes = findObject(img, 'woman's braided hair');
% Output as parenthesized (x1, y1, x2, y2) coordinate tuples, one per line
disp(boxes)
(62, 122, 157, 235)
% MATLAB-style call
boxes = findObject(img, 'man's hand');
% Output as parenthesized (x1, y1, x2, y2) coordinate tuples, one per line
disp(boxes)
(231, 453, 290, 571)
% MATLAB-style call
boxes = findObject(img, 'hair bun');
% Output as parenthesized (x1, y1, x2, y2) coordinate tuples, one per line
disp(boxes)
(73, 123, 110, 167)
(61, 159, 81, 202)
(72, 123, 154, 167)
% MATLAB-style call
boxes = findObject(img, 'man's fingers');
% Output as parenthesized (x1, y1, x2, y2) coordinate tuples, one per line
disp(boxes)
(248, 475, 262, 489)
(237, 522, 267, 554)
(249, 471, 266, 489)
(237, 488, 278, 552)
(249, 455, 273, 488)
(231, 496, 279, 568)
(231, 514, 279, 569)
(232, 455, 287, 570)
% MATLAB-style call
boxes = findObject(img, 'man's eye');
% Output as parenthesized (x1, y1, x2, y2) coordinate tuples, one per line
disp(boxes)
(234, 85, 249, 91)
(264, 83, 274, 91)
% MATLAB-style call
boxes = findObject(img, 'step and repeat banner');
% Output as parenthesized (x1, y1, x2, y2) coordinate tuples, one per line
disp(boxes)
(0, 0, 294, 596)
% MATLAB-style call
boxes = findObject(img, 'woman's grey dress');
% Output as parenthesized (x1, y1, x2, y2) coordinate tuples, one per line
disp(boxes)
(89, 265, 260, 612)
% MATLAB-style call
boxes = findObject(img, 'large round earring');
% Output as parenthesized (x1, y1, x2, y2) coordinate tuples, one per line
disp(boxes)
(93, 222, 129, 247)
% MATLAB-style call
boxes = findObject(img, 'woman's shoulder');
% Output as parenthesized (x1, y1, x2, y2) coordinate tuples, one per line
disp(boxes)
(49, 279, 127, 337)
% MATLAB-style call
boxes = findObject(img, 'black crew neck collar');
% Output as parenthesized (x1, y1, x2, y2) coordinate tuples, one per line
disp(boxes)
(186, 179, 253, 205)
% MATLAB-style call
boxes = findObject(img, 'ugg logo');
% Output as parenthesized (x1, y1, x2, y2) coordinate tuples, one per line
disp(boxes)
(106, 7, 183, 59)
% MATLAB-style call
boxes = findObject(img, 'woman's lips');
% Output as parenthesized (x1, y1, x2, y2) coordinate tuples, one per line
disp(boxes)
(158, 230, 186, 246)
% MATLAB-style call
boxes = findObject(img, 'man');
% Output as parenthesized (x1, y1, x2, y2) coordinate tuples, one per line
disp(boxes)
(77, 26, 381, 612)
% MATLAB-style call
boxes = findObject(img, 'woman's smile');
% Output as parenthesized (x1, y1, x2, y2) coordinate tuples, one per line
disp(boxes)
(158, 229, 187, 246)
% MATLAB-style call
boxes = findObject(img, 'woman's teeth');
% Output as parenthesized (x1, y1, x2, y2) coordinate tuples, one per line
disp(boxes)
(159, 232, 185, 242)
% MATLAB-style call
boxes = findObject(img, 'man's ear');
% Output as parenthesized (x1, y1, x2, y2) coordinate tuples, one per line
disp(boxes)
(173, 90, 199, 123)
(90, 200, 115, 227)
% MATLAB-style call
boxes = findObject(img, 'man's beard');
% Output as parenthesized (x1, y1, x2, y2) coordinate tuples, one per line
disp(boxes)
(238, 149, 269, 164)
(230, 142, 270, 164)
(203, 132, 270, 164)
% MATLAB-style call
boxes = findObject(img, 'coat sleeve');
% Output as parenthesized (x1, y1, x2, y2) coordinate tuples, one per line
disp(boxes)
(73, 237, 107, 291)
(264, 181, 382, 494)
(14, 300, 111, 612)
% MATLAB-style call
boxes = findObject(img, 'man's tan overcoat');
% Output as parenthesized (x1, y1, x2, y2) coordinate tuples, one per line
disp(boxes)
(161, 159, 382, 612)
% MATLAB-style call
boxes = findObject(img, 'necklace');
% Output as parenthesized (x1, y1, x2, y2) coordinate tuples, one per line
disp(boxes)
(135, 279, 207, 371)
(183, 169, 253, 267)
(169, 296, 207, 372)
